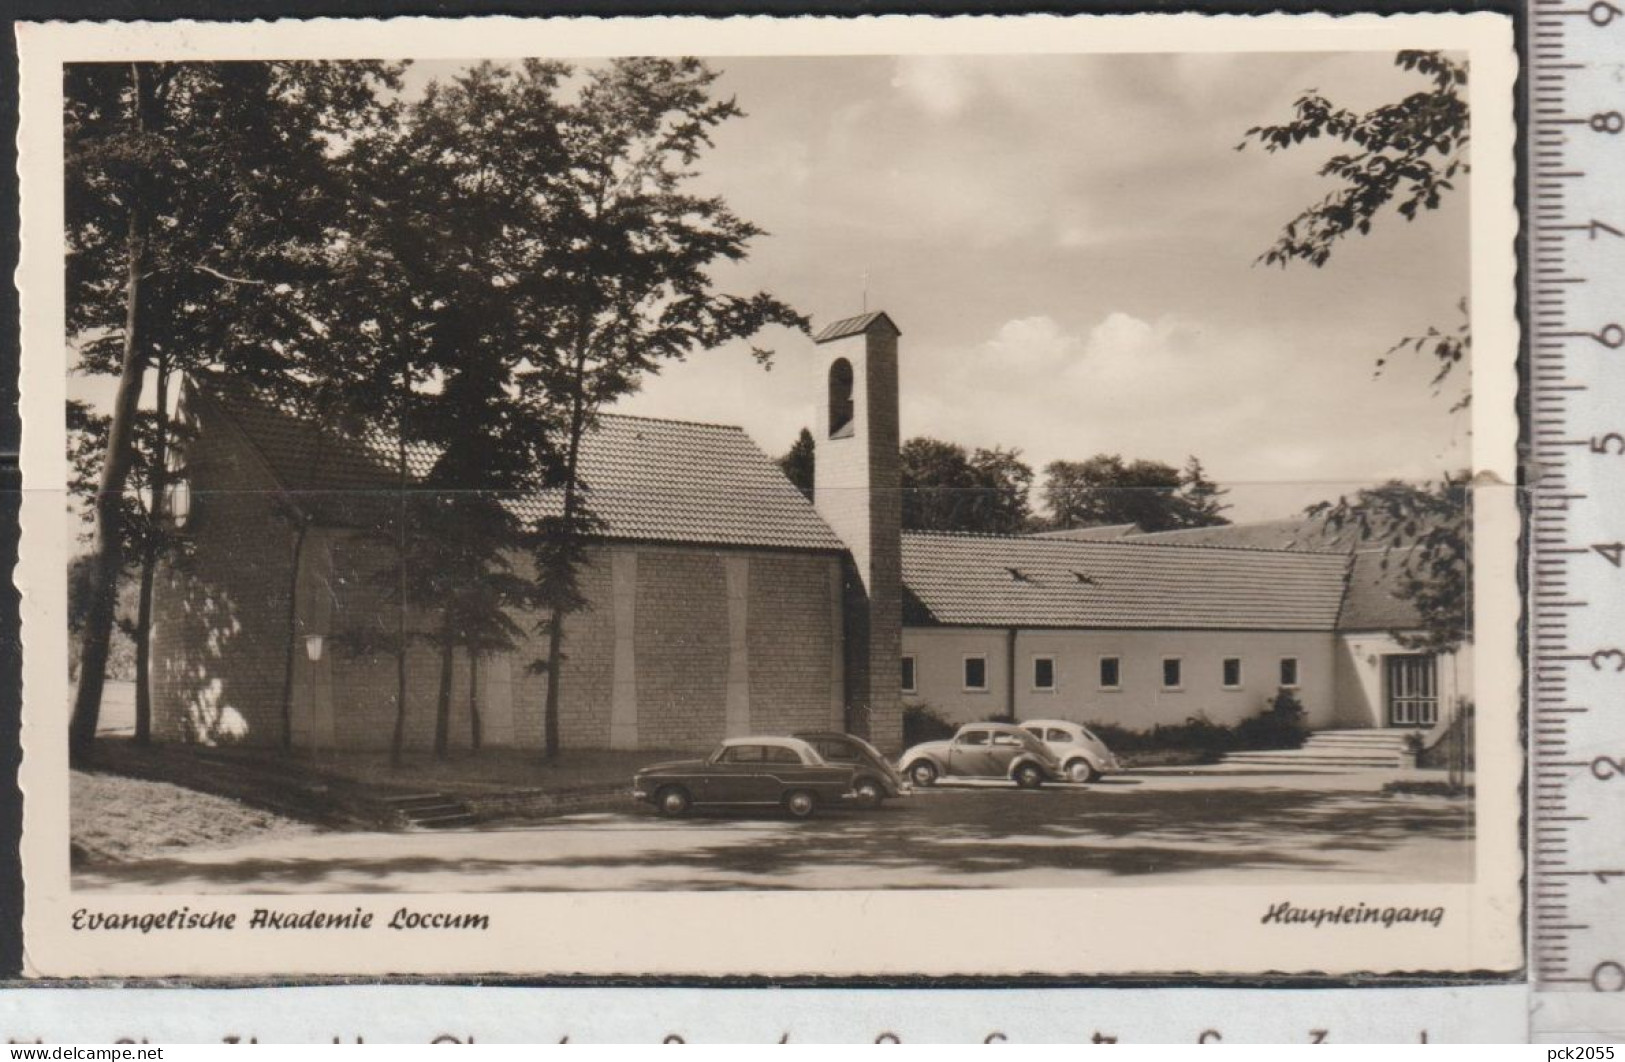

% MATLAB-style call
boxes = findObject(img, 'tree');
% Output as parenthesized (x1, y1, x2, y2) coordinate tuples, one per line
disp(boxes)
(1041, 454, 1230, 533)
(1242, 51, 1472, 652)
(442, 59, 806, 760)
(66, 399, 192, 744)
(304, 61, 570, 764)
(900, 437, 1035, 534)
(1238, 50, 1469, 388)
(779, 427, 816, 500)
(64, 60, 401, 759)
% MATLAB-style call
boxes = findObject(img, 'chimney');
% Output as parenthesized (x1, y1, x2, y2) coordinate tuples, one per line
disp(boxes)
(813, 311, 903, 751)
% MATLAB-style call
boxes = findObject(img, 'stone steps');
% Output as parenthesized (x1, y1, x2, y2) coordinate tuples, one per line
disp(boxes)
(380, 792, 477, 830)
(1220, 729, 1413, 770)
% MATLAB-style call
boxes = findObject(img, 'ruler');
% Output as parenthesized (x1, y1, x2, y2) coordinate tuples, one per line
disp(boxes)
(1529, 0, 1625, 1039)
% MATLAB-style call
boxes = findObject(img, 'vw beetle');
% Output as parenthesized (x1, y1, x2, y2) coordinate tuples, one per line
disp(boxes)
(898, 722, 1062, 789)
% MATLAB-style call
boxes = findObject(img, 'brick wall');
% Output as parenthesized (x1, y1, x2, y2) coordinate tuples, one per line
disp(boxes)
(150, 402, 297, 747)
(156, 403, 848, 753)
(747, 552, 845, 735)
(630, 548, 729, 748)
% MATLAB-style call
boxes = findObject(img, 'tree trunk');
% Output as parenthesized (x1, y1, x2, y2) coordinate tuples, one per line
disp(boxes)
(277, 521, 311, 752)
(132, 558, 156, 745)
(69, 63, 152, 762)
(434, 627, 453, 760)
(390, 366, 410, 767)
(542, 382, 588, 762)
(468, 651, 482, 752)
(132, 359, 171, 746)
(541, 307, 595, 763)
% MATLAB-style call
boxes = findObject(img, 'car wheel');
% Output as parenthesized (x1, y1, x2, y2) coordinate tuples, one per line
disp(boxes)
(783, 789, 818, 820)
(1066, 759, 1100, 784)
(908, 761, 938, 788)
(655, 786, 692, 817)
(1014, 763, 1045, 790)
(853, 779, 885, 809)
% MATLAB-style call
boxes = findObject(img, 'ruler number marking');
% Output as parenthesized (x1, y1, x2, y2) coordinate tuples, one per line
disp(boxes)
(1584, 0, 1623, 23)
(1588, 649, 1625, 670)
(1591, 755, 1625, 779)
(1590, 434, 1625, 454)
(1590, 542, 1624, 566)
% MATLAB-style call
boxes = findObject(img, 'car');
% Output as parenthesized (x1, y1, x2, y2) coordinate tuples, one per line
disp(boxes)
(1019, 719, 1122, 782)
(898, 722, 1063, 789)
(795, 731, 908, 808)
(632, 736, 855, 819)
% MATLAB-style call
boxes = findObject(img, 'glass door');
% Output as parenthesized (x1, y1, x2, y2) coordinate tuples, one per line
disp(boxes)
(1385, 654, 1439, 727)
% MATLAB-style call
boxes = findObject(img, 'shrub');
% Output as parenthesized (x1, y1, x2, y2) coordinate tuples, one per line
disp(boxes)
(1233, 687, 1310, 750)
(903, 703, 957, 746)
(1084, 712, 1238, 757)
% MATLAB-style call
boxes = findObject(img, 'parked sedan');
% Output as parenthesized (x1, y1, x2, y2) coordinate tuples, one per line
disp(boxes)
(633, 736, 855, 819)
(795, 731, 908, 808)
(898, 722, 1063, 789)
(1020, 719, 1122, 782)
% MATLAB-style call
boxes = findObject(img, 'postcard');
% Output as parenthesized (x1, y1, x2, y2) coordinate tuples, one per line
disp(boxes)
(16, 12, 1520, 978)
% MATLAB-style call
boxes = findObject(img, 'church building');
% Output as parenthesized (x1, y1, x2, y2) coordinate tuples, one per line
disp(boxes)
(150, 311, 1470, 754)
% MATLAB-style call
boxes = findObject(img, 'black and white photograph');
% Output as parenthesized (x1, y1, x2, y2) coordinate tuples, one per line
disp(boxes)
(17, 14, 1521, 978)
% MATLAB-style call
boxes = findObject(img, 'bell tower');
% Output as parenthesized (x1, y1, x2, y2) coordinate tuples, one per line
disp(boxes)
(813, 311, 903, 751)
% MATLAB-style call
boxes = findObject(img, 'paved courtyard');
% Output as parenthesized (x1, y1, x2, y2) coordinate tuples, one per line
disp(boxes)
(74, 767, 1473, 893)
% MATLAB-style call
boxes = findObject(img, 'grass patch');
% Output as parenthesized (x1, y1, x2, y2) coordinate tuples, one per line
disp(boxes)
(72, 771, 313, 865)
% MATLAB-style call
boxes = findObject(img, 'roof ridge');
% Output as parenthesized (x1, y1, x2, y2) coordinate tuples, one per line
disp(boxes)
(597, 411, 746, 432)
(902, 528, 1349, 556)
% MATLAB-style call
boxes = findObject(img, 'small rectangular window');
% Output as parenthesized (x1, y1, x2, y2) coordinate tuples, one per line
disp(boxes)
(1222, 657, 1243, 689)
(1162, 657, 1183, 690)
(963, 655, 988, 691)
(1033, 656, 1056, 691)
(1280, 657, 1300, 688)
(901, 654, 917, 694)
(1099, 656, 1121, 690)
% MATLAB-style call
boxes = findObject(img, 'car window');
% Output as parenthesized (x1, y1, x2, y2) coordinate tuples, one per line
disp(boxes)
(764, 745, 804, 765)
(821, 742, 858, 762)
(991, 732, 1022, 747)
(719, 745, 763, 763)
(1021, 726, 1043, 740)
(1046, 728, 1074, 743)
(957, 731, 990, 746)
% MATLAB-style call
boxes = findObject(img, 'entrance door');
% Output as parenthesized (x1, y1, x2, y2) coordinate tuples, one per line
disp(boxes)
(1386, 654, 1439, 728)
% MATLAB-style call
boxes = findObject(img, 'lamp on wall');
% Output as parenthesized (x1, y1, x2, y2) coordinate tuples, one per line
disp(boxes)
(303, 633, 325, 753)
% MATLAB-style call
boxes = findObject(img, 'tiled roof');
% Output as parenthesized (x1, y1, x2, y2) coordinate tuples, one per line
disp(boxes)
(1030, 523, 1142, 541)
(814, 311, 900, 343)
(1338, 549, 1427, 631)
(194, 375, 845, 553)
(901, 530, 1352, 631)
(1130, 517, 1368, 552)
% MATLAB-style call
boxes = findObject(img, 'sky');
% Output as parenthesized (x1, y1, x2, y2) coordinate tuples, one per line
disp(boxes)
(72, 51, 1472, 525)
(601, 51, 1473, 522)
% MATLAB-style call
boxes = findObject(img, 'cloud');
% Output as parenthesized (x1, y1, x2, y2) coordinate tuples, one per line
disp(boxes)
(980, 315, 1084, 372)
(890, 57, 976, 118)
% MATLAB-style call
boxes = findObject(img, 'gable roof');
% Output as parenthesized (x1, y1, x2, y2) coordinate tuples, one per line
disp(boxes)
(1030, 523, 1142, 541)
(814, 311, 901, 343)
(193, 374, 845, 553)
(901, 530, 1352, 631)
(1338, 549, 1427, 631)
(1129, 517, 1368, 552)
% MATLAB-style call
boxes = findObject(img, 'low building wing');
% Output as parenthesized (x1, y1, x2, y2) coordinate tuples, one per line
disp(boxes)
(901, 530, 1352, 631)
